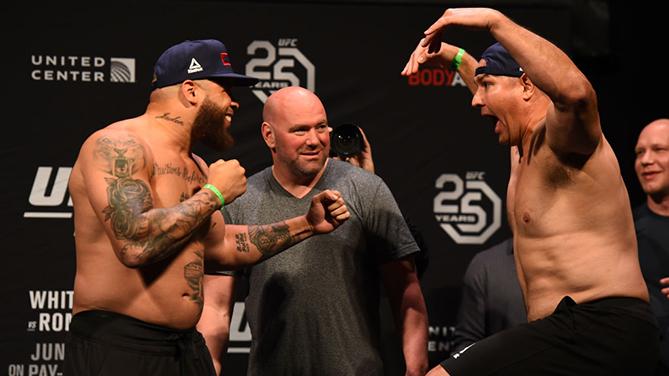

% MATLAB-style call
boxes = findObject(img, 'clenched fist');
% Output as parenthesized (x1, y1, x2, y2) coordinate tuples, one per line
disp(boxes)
(307, 190, 350, 234)
(207, 159, 247, 205)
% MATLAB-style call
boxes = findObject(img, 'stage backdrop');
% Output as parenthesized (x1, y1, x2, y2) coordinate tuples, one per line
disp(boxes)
(3, 3, 570, 375)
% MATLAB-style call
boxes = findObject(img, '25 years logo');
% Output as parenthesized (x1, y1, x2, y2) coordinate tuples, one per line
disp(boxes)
(433, 172, 501, 244)
(245, 39, 315, 103)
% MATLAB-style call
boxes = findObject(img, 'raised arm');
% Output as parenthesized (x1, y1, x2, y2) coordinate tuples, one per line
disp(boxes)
(79, 130, 233, 268)
(423, 7, 601, 155)
(204, 189, 350, 269)
(402, 39, 478, 94)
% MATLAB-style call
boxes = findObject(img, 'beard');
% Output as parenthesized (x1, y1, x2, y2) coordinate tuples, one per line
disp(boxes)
(191, 97, 234, 152)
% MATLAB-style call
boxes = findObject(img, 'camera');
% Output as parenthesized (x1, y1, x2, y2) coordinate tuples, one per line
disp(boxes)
(330, 123, 365, 158)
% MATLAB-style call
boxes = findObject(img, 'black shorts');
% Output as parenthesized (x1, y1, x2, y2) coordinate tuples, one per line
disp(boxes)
(442, 296, 660, 376)
(64, 310, 216, 376)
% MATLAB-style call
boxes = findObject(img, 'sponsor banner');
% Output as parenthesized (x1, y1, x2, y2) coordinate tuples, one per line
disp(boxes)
(434, 172, 502, 245)
(5, 290, 71, 376)
(245, 38, 315, 103)
(30, 55, 136, 83)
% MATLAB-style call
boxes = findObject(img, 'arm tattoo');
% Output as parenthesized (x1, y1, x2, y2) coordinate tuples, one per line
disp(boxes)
(248, 223, 292, 257)
(95, 135, 218, 265)
(98, 136, 152, 240)
(235, 233, 250, 253)
(184, 249, 204, 307)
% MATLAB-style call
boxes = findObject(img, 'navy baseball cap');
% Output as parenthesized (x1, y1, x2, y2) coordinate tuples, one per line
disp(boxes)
(151, 39, 258, 89)
(474, 42, 524, 77)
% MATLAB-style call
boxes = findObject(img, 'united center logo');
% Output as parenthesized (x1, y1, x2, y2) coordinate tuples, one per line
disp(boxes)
(30, 54, 136, 83)
(433, 172, 501, 244)
(245, 38, 315, 103)
(110, 58, 136, 83)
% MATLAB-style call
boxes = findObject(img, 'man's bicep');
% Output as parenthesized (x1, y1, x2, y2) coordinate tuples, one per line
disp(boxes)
(81, 132, 154, 246)
(545, 97, 602, 156)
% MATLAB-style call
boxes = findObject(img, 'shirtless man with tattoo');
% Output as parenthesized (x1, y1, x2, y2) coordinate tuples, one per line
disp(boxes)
(402, 8, 659, 375)
(64, 39, 350, 376)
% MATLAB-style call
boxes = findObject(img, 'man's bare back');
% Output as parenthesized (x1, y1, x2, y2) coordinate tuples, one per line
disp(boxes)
(509, 123, 648, 321)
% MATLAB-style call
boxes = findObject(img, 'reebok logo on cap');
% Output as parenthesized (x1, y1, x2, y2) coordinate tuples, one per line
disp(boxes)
(187, 58, 203, 74)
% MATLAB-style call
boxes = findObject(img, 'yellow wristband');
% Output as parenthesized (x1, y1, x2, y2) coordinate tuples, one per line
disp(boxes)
(203, 184, 225, 206)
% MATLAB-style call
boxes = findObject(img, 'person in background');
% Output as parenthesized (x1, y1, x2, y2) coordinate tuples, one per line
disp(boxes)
(634, 118, 669, 375)
(451, 238, 526, 354)
(199, 86, 428, 376)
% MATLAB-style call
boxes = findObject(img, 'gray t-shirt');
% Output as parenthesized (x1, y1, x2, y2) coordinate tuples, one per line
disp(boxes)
(224, 159, 419, 376)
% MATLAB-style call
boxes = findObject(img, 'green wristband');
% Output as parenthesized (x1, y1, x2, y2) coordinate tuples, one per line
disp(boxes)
(203, 184, 225, 206)
(451, 48, 465, 71)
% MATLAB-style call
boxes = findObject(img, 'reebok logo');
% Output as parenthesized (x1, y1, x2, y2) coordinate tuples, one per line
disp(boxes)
(188, 58, 203, 74)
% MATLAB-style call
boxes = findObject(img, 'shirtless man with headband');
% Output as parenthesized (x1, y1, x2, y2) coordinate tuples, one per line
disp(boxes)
(403, 7, 659, 375)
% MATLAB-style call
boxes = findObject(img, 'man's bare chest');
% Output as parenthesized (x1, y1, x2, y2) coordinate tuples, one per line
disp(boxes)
(151, 160, 207, 205)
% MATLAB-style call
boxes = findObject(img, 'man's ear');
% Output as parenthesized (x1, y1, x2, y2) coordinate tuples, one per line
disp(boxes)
(520, 73, 535, 101)
(180, 80, 200, 105)
(261, 122, 276, 149)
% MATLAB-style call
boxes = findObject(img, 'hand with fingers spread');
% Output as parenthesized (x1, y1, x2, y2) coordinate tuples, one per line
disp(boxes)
(401, 39, 460, 76)
(401, 36, 478, 92)
(307, 189, 350, 234)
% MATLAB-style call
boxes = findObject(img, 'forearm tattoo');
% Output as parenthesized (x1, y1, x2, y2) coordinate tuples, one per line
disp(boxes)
(184, 249, 204, 307)
(94, 136, 218, 265)
(248, 223, 292, 257)
(235, 233, 250, 253)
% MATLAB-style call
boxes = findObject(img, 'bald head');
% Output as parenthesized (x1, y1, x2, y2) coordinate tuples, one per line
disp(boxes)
(263, 86, 326, 125)
(260, 86, 330, 181)
(635, 118, 669, 207)
(640, 118, 669, 136)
